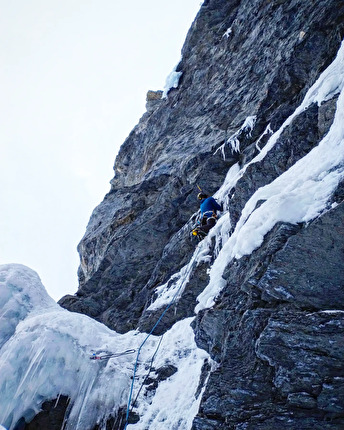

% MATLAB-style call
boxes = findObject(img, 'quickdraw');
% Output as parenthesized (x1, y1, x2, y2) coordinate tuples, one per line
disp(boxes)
(90, 349, 136, 360)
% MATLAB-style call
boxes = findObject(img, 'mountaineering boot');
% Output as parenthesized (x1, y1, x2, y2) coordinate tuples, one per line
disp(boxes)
(192, 228, 208, 241)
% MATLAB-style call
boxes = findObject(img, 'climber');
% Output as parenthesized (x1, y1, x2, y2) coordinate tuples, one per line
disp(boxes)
(192, 193, 223, 239)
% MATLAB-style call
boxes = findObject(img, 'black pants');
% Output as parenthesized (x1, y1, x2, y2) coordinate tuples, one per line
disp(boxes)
(199, 216, 216, 234)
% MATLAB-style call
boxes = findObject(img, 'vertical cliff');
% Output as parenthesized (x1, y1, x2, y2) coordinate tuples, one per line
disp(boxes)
(56, 0, 344, 428)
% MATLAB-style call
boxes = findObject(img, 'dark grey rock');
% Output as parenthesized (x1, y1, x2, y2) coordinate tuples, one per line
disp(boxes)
(259, 202, 344, 309)
(92, 407, 139, 430)
(144, 364, 178, 394)
(18, 396, 70, 430)
(287, 392, 317, 409)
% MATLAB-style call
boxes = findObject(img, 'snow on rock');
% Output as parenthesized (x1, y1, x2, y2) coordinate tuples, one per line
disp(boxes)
(162, 62, 183, 98)
(196, 40, 344, 312)
(0, 264, 209, 430)
(128, 318, 210, 430)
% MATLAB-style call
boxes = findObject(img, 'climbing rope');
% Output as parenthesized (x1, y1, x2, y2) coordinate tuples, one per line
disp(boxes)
(129, 335, 164, 413)
(123, 245, 202, 429)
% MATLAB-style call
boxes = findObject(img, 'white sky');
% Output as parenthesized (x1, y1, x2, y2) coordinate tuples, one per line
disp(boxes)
(0, 0, 202, 301)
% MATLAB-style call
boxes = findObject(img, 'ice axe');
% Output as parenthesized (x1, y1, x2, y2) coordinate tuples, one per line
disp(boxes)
(196, 184, 208, 199)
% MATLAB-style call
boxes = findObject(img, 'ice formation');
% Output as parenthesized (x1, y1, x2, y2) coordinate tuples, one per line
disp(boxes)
(0, 264, 209, 430)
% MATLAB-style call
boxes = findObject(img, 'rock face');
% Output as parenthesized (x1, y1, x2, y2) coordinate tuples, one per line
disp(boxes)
(193, 202, 344, 429)
(58, 0, 344, 428)
(20, 397, 69, 430)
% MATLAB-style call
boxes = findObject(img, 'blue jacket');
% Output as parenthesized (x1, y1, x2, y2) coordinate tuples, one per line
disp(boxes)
(200, 197, 223, 217)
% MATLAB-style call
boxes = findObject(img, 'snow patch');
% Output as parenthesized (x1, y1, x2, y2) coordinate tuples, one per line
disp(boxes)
(162, 62, 183, 98)
(223, 27, 232, 38)
(320, 310, 344, 314)
(228, 115, 256, 153)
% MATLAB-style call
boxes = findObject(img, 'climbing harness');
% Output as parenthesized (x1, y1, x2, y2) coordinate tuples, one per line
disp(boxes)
(123, 246, 202, 429)
(192, 207, 219, 241)
(90, 349, 136, 360)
